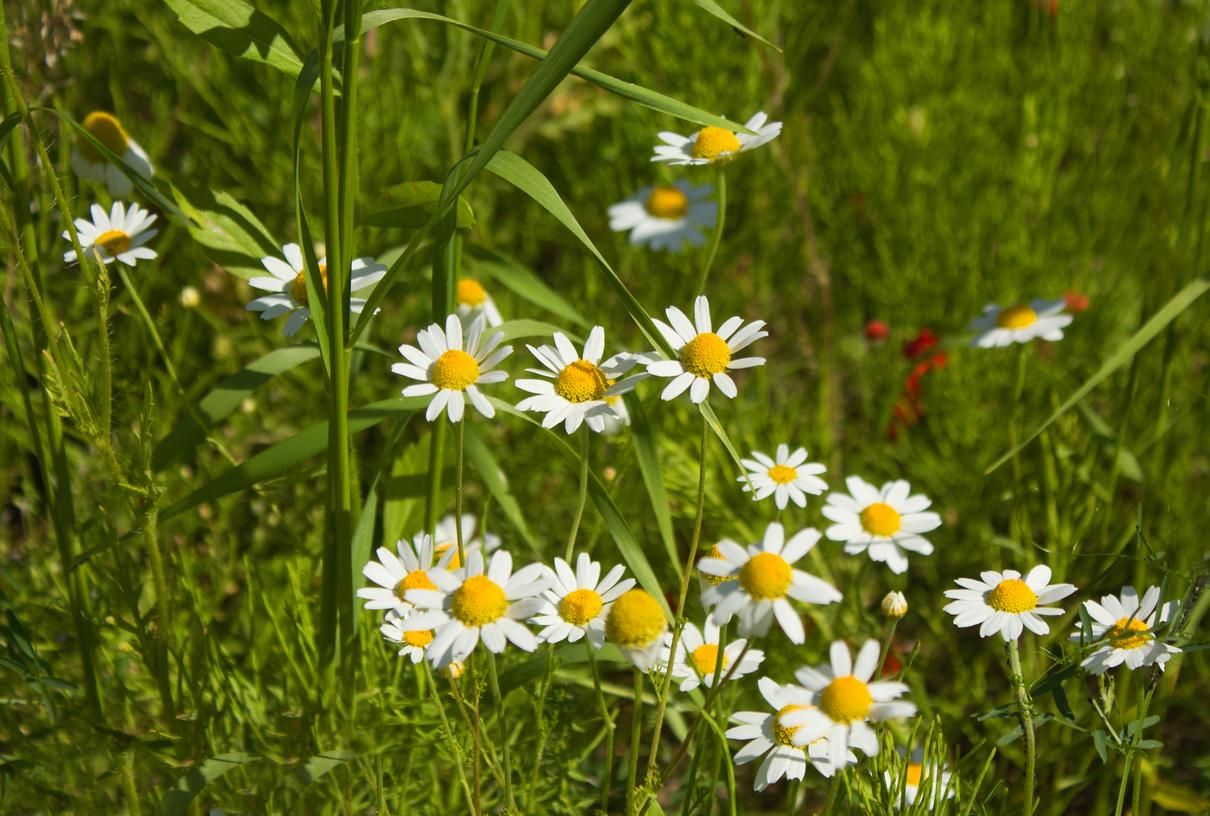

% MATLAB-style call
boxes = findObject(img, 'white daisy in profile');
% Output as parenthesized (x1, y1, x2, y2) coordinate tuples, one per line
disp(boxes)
(781, 640, 917, 769)
(698, 522, 841, 644)
(357, 532, 455, 614)
(652, 112, 782, 166)
(739, 445, 828, 510)
(608, 181, 717, 252)
(70, 111, 154, 196)
(380, 609, 435, 664)
(403, 549, 546, 668)
(531, 553, 635, 647)
(1071, 585, 1180, 675)
(62, 201, 157, 267)
(393, 313, 512, 423)
(663, 618, 764, 691)
(515, 326, 640, 433)
(968, 299, 1073, 348)
(455, 277, 503, 326)
(246, 243, 387, 338)
(943, 565, 1077, 641)
(726, 676, 853, 792)
(646, 295, 766, 403)
(884, 748, 954, 809)
(822, 476, 942, 575)
(431, 513, 501, 570)
(604, 588, 669, 671)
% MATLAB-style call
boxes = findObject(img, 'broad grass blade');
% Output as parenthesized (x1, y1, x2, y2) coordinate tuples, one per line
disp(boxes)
(163, 0, 304, 75)
(156, 753, 257, 816)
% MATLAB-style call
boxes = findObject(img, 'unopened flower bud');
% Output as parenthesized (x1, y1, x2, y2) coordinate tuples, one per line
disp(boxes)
(444, 661, 465, 680)
(882, 591, 908, 620)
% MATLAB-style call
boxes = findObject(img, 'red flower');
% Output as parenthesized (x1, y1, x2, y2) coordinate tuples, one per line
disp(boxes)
(1064, 291, 1090, 313)
(902, 328, 938, 360)
(864, 319, 890, 342)
(880, 651, 902, 678)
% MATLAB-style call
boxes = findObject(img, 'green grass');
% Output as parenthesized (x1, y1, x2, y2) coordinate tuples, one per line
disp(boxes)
(1, 0, 1209, 813)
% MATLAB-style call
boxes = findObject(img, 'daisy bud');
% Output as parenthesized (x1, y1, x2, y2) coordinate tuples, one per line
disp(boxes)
(179, 285, 201, 308)
(882, 591, 908, 620)
(445, 661, 465, 680)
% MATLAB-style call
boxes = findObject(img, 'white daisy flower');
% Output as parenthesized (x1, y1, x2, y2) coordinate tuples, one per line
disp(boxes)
(652, 111, 782, 166)
(1071, 585, 1180, 675)
(781, 640, 917, 769)
(530, 553, 635, 647)
(698, 522, 841, 644)
(604, 588, 670, 671)
(884, 748, 954, 809)
(942, 565, 1077, 642)
(515, 327, 640, 434)
(392, 313, 512, 423)
(455, 277, 503, 327)
(357, 532, 456, 615)
(403, 549, 547, 668)
(62, 201, 157, 267)
(968, 299, 1073, 348)
(608, 180, 717, 252)
(246, 243, 387, 338)
(822, 476, 942, 575)
(646, 295, 766, 404)
(739, 445, 828, 510)
(431, 513, 501, 571)
(381, 609, 435, 664)
(662, 618, 764, 692)
(726, 676, 853, 792)
(70, 111, 153, 197)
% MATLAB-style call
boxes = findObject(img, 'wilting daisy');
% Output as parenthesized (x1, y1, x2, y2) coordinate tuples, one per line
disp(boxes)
(739, 445, 828, 510)
(403, 549, 546, 668)
(699, 522, 841, 644)
(968, 299, 1073, 348)
(608, 181, 717, 252)
(393, 313, 512, 422)
(943, 565, 1077, 641)
(604, 588, 669, 671)
(1071, 586, 1180, 675)
(884, 748, 954, 809)
(515, 327, 639, 433)
(358, 532, 455, 615)
(455, 277, 503, 326)
(822, 476, 942, 575)
(646, 295, 766, 403)
(781, 640, 917, 769)
(531, 553, 635, 647)
(663, 618, 764, 691)
(381, 609, 435, 664)
(62, 201, 157, 267)
(246, 243, 387, 337)
(431, 513, 500, 570)
(70, 111, 154, 196)
(652, 112, 782, 166)
(726, 676, 852, 792)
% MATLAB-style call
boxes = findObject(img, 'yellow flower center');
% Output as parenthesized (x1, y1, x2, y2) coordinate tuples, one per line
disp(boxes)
(449, 575, 508, 627)
(558, 588, 604, 626)
(95, 229, 132, 257)
(645, 185, 689, 219)
(739, 552, 792, 600)
(434, 541, 462, 570)
(690, 126, 742, 161)
(456, 278, 487, 307)
(859, 502, 901, 536)
(403, 629, 434, 648)
(289, 263, 328, 306)
(394, 568, 436, 602)
(690, 643, 728, 676)
(997, 304, 1038, 329)
(80, 111, 130, 162)
(905, 763, 924, 788)
(773, 704, 810, 748)
(768, 464, 797, 485)
(986, 578, 1038, 613)
(1109, 617, 1153, 650)
(700, 544, 730, 586)
(431, 349, 480, 391)
(555, 359, 608, 403)
(818, 675, 873, 724)
(605, 589, 667, 648)
(680, 332, 731, 377)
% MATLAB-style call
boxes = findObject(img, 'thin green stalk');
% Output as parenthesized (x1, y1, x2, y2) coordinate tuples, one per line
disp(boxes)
(1114, 686, 1156, 816)
(565, 430, 591, 560)
(94, 262, 114, 456)
(694, 167, 727, 295)
(467, 657, 485, 815)
(423, 664, 476, 810)
(627, 670, 645, 816)
(486, 653, 515, 811)
(821, 771, 842, 815)
(141, 504, 175, 720)
(1007, 639, 1036, 816)
(454, 420, 467, 566)
(681, 622, 729, 813)
(424, 422, 447, 532)
(586, 642, 616, 813)
(120, 751, 142, 816)
(784, 778, 801, 816)
(523, 648, 556, 811)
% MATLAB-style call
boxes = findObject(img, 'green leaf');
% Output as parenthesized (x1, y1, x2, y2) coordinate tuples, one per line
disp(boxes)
(290, 49, 331, 374)
(494, 318, 579, 344)
(694, 0, 782, 53)
(466, 245, 589, 328)
(163, 0, 304, 76)
(172, 188, 281, 280)
(156, 753, 257, 816)
(626, 395, 681, 580)
(360, 181, 475, 229)
(289, 750, 355, 790)
(464, 425, 539, 555)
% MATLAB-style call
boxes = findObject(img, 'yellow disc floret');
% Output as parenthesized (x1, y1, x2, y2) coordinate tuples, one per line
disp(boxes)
(740, 552, 792, 600)
(80, 111, 130, 162)
(773, 704, 809, 748)
(404, 629, 434, 648)
(906, 763, 924, 787)
(1109, 617, 1153, 650)
(997, 304, 1038, 329)
(645, 185, 689, 219)
(95, 229, 132, 257)
(605, 589, 667, 647)
(818, 675, 873, 724)
(289, 263, 329, 306)
(456, 278, 487, 307)
(768, 464, 797, 485)
(690, 643, 728, 677)
(558, 588, 604, 626)
(394, 568, 437, 602)
(680, 332, 731, 377)
(450, 575, 508, 627)
(555, 359, 608, 403)
(859, 502, 902, 537)
(986, 578, 1038, 613)
(691, 126, 742, 161)
(431, 349, 480, 391)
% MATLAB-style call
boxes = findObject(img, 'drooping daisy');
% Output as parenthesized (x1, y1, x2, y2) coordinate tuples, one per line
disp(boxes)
(403, 549, 547, 668)
(884, 748, 954, 809)
(1071, 586, 1180, 675)
(646, 295, 766, 404)
(782, 640, 917, 769)
(530, 553, 636, 647)
(608, 180, 717, 252)
(455, 277, 503, 326)
(822, 476, 942, 574)
(652, 112, 783, 166)
(968, 299, 1073, 348)
(357, 532, 455, 615)
(393, 313, 512, 423)
(246, 243, 387, 338)
(431, 513, 501, 570)
(604, 588, 669, 671)
(70, 111, 154, 196)
(942, 565, 1077, 641)
(739, 445, 828, 510)
(699, 523, 841, 644)
(726, 676, 853, 792)
(62, 201, 157, 267)
(515, 327, 640, 433)
(381, 609, 435, 664)
(663, 618, 764, 691)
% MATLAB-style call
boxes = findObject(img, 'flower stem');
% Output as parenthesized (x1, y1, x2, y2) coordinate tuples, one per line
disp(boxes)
(486, 653, 515, 811)
(454, 419, 467, 566)
(1007, 639, 1036, 816)
(586, 642, 616, 813)
(423, 663, 476, 811)
(694, 167, 727, 295)
(565, 430, 591, 561)
(627, 669, 645, 816)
